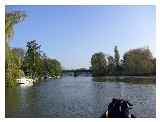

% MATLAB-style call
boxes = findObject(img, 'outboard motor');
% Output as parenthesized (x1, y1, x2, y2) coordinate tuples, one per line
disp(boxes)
(101, 98, 136, 118)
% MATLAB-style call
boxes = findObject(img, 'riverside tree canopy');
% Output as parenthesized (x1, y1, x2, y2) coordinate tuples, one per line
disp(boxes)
(91, 47, 155, 76)
(123, 48, 155, 76)
(22, 40, 62, 80)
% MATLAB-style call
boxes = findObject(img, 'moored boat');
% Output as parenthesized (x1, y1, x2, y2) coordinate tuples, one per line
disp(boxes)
(16, 77, 34, 87)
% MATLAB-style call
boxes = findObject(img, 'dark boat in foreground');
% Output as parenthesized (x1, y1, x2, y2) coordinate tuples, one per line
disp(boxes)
(101, 98, 136, 118)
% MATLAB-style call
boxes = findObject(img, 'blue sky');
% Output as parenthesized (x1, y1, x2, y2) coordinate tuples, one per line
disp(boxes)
(6, 5, 155, 69)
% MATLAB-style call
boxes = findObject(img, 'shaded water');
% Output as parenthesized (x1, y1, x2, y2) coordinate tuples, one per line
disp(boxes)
(6, 76, 156, 118)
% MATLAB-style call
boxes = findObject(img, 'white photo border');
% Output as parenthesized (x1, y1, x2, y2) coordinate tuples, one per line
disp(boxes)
(1, 0, 159, 121)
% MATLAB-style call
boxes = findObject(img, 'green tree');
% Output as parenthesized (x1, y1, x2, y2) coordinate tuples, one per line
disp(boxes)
(91, 52, 108, 76)
(5, 45, 24, 87)
(22, 40, 43, 79)
(5, 11, 26, 87)
(114, 46, 120, 67)
(107, 56, 115, 75)
(152, 58, 156, 75)
(122, 48, 154, 75)
(41, 53, 49, 76)
(5, 11, 26, 43)
(12, 48, 25, 59)
(47, 59, 62, 77)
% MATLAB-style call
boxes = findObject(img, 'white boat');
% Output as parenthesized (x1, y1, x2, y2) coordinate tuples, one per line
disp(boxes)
(16, 77, 34, 87)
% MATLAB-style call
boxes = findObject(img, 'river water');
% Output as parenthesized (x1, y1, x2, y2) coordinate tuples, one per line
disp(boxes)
(6, 76, 156, 118)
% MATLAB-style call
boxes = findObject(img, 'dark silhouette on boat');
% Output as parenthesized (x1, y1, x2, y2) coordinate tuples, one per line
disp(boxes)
(101, 98, 136, 118)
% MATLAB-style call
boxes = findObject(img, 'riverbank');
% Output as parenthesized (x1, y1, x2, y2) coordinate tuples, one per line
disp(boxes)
(92, 76, 156, 84)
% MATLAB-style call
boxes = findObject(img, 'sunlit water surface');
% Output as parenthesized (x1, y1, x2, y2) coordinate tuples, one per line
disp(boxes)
(6, 76, 156, 118)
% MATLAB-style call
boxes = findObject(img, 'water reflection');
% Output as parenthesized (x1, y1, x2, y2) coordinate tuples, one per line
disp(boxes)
(6, 76, 156, 118)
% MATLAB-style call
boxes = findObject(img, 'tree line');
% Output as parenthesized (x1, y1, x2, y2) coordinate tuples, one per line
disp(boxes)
(91, 46, 156, 76)
(5, 11, 62, 87)
(5, 11, 156, 87)
(22, 40, 62, 80)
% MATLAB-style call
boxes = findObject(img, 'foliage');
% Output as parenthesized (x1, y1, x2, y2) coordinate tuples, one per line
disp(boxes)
(22, 40, 43, 79)
(107, 56, 115, 75)
(22, 40, 62, 79)
(152, 58, 156, 75)
(41, 53, 49, 76)
(5, 11, 26, 43)
(122, 48, 154, 75)
(5, 44, 24, 87)
(114, 46, 120, 66)
(113, 46, 123, 75)
(46, 58, 62, 77)
(91, 47, 155, 76)
(5, 11, 26, 87)
(12, 48, 25, 59)
(91, 52, 108, 76)
(5, 11, 62, 87)
(41, 54, 62, 77)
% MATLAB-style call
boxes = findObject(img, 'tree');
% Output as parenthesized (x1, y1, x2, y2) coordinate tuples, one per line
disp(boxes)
(5, 11, 26, 43)
(114, 46, 120, 67)
(40, 55, 62, 78)
(107, 56, 115, 75)
(91, 52, 108, 76)
(47, 59, 62, 77)
(41, 53, 49, 76)
(113, 46, 122, 75)
(12, 48, 25, 59)
(122, 48, 154, 75)
(22, 40, 62, 80)
(22, 40, 43, 79)
(152, 58, 156, 75)
(6, 45, 24, 87)
(5, 11, 26, 87)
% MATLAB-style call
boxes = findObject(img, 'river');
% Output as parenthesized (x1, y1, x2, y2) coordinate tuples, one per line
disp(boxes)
(6, 76, 156, 118)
